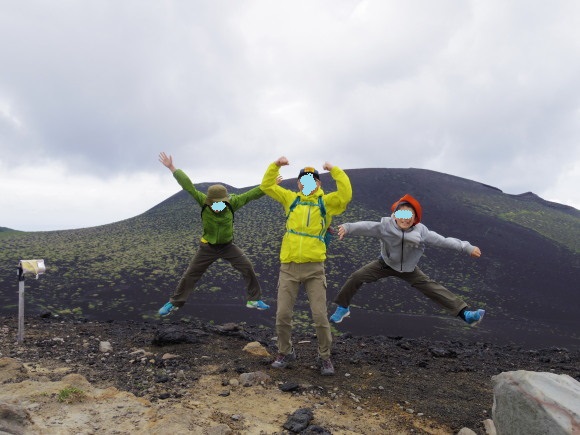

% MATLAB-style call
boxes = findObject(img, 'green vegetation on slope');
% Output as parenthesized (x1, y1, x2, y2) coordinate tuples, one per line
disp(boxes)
(458, 191, 580, 254)
(1, 171, 578, 325)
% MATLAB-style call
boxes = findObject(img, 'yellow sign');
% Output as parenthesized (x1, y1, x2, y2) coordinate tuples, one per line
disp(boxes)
(19, 259, 46, 279)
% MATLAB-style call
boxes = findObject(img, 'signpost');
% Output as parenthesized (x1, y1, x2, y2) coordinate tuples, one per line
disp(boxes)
(17, 259, 46, 344)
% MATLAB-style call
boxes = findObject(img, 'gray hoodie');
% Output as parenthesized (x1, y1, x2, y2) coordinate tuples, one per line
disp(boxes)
(341, 217, 476, 273)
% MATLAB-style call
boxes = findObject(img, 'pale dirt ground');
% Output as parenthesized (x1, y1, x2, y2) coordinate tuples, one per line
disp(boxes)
(0, 357, 449, 434)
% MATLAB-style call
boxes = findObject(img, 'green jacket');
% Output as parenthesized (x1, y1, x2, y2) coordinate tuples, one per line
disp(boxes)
(173, 169, 265, 244)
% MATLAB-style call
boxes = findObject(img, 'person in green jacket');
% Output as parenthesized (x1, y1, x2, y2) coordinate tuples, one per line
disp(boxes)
(158, 152, 270, 316)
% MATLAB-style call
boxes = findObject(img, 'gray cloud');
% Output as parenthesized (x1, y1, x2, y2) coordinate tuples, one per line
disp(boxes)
(1, 0, 579, 230)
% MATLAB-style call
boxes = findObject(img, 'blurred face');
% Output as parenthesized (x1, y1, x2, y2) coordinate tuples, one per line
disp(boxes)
(298, 174, 321, 195)
(394, 205, 416, 230)
(211, 201, 226, 212)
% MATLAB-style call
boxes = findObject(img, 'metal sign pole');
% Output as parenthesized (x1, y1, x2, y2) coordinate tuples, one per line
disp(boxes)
(16, 259, 46, 344)
(17, 264, 25, 344)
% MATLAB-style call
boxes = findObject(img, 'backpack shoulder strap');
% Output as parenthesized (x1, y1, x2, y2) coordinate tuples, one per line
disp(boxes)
(286, 196, 326, 219)
(317, 196, 326, 219)
(225, 202, 235, 222)
(201, 203, 209, 219)
(286, 196, 301, 219)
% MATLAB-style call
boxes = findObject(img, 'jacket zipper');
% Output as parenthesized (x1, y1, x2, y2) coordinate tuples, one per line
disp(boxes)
(300, 201, 309, 260)
(400, 231, 405, 271)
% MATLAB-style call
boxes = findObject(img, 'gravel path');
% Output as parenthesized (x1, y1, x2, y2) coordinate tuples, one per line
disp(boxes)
(1, 314, 578, 434)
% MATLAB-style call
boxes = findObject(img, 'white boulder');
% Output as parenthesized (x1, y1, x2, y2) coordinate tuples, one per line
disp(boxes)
(492, 370, 580, 435)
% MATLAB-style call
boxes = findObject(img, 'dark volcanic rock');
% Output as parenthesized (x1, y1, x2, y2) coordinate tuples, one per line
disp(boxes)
(283, 408, 314, 432)
(301, 425, 332, 434)
(151, 326, 208, 346)
(429, 347, 458, 358)
(279, 381, 300, 392)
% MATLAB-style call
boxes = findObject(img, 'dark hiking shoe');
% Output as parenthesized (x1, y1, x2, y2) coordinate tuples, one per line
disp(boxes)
(271, 349, 296, 368)
(320, 358, 335, 376)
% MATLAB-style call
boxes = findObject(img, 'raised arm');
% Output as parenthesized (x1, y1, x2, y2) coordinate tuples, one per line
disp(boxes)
(260, 156, 294, 205)
(322, 163, 352, 215)
(159, 152, 176, 173)
(160, 152, 206, 207)
(231, 186, 265, 210)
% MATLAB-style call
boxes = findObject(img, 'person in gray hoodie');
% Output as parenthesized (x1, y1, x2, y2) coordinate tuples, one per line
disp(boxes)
(329, 194, 485, 326)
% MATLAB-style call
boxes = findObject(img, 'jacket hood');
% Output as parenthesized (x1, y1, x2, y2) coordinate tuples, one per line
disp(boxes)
(391, 194, 422, 225)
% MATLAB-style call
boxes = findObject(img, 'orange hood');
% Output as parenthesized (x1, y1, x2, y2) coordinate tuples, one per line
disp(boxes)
(391, 194, 422, 225)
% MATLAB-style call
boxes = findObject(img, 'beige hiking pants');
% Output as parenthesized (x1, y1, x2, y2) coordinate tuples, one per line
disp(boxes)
(276, 262, 332, 359)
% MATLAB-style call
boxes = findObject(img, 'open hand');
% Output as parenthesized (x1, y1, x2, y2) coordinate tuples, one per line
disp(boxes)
(159, 152, 172, 167)
(471, 247, 482, 258)
(323, 162, 334, 171)
(337, 225, 347, 240)
(159, 152, 176, 172)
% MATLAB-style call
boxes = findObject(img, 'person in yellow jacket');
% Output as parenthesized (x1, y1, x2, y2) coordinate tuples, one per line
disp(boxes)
(260, 156, 352, 375)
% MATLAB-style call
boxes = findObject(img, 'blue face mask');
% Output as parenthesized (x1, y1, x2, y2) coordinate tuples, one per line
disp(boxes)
(300, 174, 317, 195)
(394, 209, 414, 220)
(211, 201, 226, 212)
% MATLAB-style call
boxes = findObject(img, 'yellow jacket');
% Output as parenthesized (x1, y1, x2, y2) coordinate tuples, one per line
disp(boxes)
(260, 162, 352, 263)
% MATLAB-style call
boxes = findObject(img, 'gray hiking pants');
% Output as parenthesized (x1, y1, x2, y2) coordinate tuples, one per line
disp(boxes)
(170, 242, 262, 307)
(334, 258, 467, 316)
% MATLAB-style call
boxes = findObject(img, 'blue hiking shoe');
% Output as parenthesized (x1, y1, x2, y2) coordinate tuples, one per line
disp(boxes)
(330, 306, 350, 323)
(158, 302, 176, 316)
(464, 309, 485, 326)
(246, 300, 270, 310)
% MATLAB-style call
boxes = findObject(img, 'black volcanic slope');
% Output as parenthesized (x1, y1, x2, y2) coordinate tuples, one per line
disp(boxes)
(1, 168, 578, 348)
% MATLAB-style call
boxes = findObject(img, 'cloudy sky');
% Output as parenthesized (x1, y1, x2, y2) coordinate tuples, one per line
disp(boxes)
(1, 1, 579, 231)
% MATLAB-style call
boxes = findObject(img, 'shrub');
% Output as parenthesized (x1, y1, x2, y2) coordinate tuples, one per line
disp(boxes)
(57, 386, 86, 404)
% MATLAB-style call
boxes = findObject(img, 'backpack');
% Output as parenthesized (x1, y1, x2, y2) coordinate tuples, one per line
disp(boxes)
(286, 196, 333, 247)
